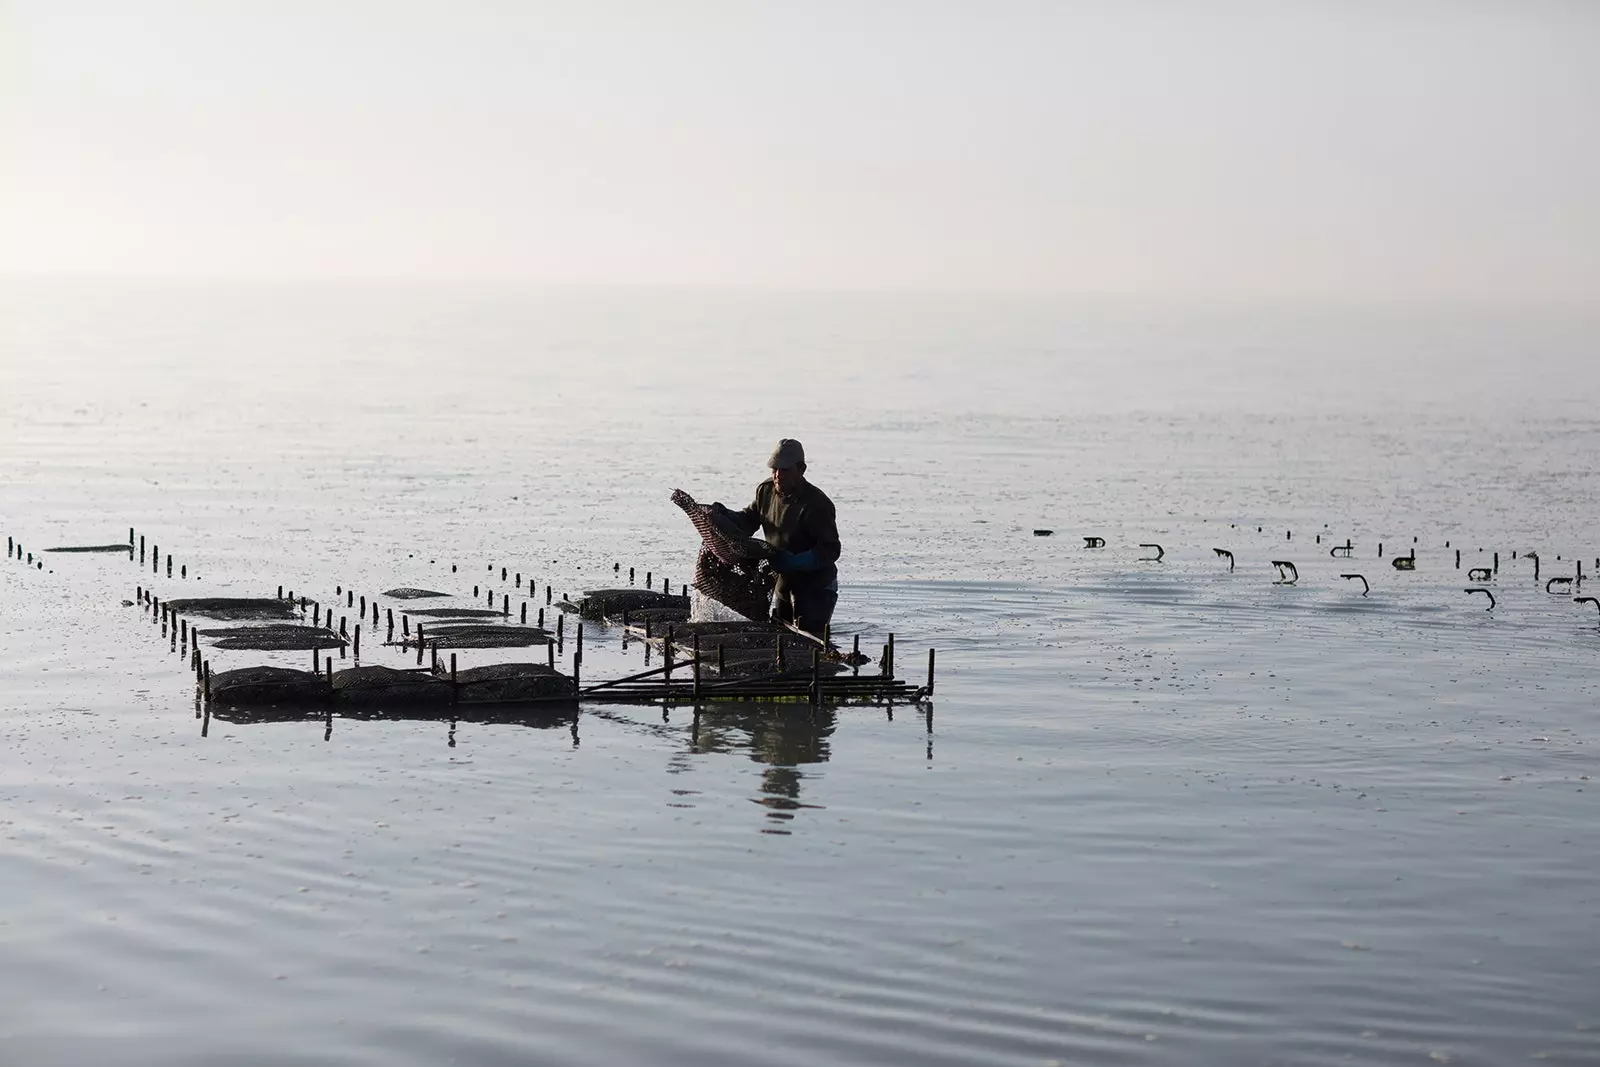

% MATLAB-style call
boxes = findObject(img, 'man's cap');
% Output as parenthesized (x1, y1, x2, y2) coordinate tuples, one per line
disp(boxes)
(768, 438, 806, 469)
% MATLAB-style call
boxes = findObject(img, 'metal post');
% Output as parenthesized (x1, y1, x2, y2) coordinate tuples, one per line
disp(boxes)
(852, 633, 860, 676)
(927, 648, 936, 694)
(693, 634, 702, 702)
(450, 653, 457, 702)
(354, 625, 360, 658)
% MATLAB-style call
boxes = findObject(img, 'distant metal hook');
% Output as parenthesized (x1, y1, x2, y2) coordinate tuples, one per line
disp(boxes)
(1083, 537, 1105, 548)
(1329, 540, 1353, 558)
(1527, 552, 1540, 581)
(1213, 548, 1234, 572)
(1465, 587, 1495, 610)
(1139, 543, 1164, 562)
(1546, 577, 1573, 594)
(1272, 560, 1299, 584)
(1340, 573, 1369, 596)
(1574, 596, 1600, 621)
(1391, 551, 1416, 571)
(1467, 567, 1492, 581)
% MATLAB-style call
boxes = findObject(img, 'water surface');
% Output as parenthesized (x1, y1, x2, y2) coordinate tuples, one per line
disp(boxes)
(2, 281, 1598, 1065)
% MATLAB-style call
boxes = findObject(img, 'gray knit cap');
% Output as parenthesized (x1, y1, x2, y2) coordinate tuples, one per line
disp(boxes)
(767, 438, 806, 469)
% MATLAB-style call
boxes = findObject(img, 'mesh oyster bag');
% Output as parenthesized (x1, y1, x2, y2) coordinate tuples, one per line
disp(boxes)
(671, 489, 776, 622)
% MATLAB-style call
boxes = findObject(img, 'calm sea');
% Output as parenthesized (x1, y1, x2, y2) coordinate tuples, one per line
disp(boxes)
(2, 280, 1597, 1066)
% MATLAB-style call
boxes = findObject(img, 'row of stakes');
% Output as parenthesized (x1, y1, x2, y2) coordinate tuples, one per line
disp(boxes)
(120, 541, 926, 708)
(452, 559, 929, 705)
(1081, 532, 1598, 616)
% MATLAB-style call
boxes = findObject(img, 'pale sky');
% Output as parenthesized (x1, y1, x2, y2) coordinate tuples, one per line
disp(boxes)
(2, 1, 1597, 300)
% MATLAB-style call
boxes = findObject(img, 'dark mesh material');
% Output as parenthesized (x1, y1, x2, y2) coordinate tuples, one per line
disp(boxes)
(401, 608, 506, 618)
(416, 624, 550, 649)
(45, 544, 133, 553)
(332, 666, 452, 706)
(210, 666, 330, 706)
(578, 589, 690, 619)
(164, 597, 297, 620)
(456, 663, 575, 702)
(671, 489, 775, 621)
(204, 625, 345, 651)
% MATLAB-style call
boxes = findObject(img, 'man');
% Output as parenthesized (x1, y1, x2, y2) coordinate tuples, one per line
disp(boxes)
(711, 438, 840, 638)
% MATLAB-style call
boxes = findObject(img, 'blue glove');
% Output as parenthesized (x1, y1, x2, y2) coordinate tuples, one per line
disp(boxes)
(772, 548, 822, 574)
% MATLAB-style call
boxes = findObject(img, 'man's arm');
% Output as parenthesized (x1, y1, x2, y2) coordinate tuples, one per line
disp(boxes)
(806, 495, 841, 565)
(710, 487, 763, 537)
(772, 494, 841, 574)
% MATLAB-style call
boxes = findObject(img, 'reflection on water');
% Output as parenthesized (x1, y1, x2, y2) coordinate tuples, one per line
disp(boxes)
(207, 701, 581, 749)
(691, 704, 835, 832)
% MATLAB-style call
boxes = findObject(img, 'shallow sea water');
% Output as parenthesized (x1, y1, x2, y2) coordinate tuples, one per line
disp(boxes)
(2, 282, 1598, 1066)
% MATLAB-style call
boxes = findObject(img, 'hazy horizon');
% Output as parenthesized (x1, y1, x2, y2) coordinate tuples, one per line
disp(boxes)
(3, 2, 1597, 303)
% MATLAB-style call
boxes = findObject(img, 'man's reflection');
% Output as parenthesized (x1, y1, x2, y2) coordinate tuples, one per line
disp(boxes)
(690, 704, 835, 830)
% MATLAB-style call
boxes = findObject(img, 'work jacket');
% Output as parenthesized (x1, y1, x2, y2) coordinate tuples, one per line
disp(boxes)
(733, 479, 841, 588)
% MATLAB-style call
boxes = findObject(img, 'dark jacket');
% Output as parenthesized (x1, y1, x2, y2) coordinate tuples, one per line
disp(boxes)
(733, 479, 840, 586)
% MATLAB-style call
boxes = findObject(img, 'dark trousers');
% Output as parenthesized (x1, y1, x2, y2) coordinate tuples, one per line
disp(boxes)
(772, 575, 837, 638)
